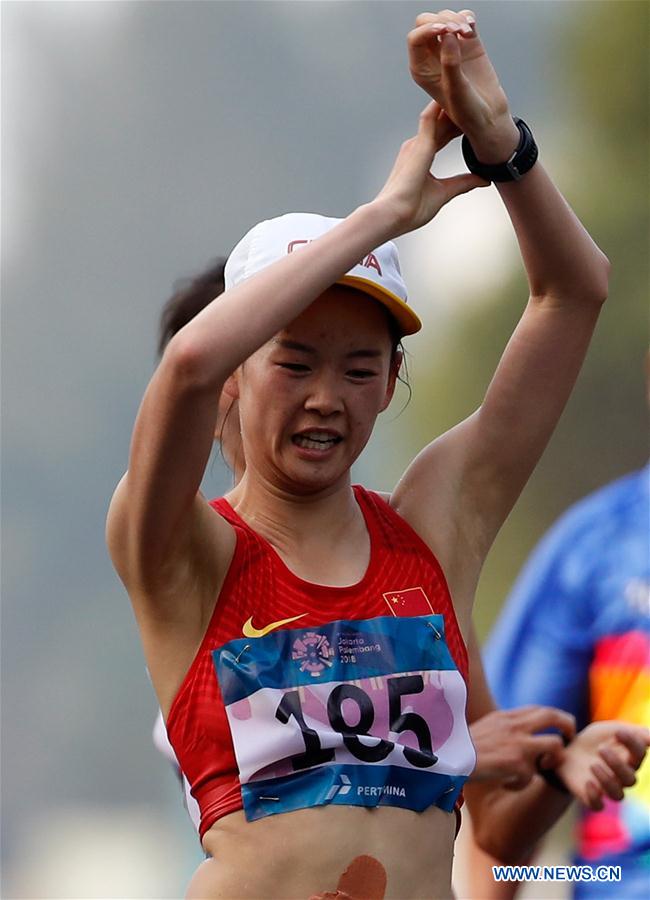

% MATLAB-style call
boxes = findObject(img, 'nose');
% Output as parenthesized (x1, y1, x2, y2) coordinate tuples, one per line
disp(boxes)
(303, 373, 344, 417)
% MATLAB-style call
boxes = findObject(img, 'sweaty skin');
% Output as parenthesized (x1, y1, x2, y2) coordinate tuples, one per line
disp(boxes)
(185, 805, 455, 898)
(309, 855, 388, 900)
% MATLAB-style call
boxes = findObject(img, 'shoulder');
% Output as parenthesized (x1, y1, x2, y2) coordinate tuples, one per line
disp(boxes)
(488, 469, 647, 630)
(107, 472, 235, 608)
(356, 485, 428, 538)
(562, 467, 646, 521)
(354, 485, 445, 563)
(530, 467, 647, 573)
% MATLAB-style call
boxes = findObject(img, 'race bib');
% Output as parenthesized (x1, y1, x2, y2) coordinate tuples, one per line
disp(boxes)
(213, 615, 475, 821)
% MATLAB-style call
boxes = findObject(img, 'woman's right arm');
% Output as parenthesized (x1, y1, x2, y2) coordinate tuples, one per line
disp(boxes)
(107, 205, 396, 591)
(106, 104, 484, 601)
(108, 205, 393, 592)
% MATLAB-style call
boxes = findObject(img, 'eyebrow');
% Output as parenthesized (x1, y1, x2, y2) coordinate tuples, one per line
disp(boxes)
(275, 339, 383, 360)
(276, 339, 316, 354)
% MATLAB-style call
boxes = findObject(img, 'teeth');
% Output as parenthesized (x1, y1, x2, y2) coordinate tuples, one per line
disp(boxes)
(304, 431, 336, 441)
(295, 435, 337, 450)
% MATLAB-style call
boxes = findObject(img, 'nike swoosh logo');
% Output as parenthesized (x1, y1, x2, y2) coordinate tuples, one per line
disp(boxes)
(242, 613, 307, 638)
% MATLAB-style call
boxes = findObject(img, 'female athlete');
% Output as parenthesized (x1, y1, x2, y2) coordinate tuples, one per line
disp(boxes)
(152, 261, 650, 885)
(107, 11, 625, 898)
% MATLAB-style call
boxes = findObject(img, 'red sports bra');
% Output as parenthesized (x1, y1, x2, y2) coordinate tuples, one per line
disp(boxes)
(165, 485, 471, 840)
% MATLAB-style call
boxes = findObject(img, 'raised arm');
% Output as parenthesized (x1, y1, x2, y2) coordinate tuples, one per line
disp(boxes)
(108, 204, 398, 591)
(392, 12, 610, 610)
(106, 103, 483, 619)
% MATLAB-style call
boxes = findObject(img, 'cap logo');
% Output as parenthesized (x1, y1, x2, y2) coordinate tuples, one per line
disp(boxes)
(287, 239, 382, 277)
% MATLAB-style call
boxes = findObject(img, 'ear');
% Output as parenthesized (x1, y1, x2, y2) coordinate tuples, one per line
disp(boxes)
(214, 374, 240, 441)
(380, 349, 403, 412)
(222, 371, 239, 401)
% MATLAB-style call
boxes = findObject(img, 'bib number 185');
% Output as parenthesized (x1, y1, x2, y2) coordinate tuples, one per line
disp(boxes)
(275, 674, 438, 771)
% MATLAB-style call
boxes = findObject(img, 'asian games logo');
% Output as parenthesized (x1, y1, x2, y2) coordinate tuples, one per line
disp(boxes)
(292, 632, 335, 677)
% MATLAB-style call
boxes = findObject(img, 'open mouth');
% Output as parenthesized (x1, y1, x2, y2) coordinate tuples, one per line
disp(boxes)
(292, 432, 343, 451)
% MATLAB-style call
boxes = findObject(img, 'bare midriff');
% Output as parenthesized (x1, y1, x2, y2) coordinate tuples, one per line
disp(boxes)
(186, 803, 456, 899)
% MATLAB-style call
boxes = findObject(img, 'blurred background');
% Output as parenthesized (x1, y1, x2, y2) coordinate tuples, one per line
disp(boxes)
(2, 1, 648, 897)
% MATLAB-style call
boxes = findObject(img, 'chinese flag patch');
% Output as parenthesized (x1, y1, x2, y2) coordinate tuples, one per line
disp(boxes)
(383, 586, 434, 616)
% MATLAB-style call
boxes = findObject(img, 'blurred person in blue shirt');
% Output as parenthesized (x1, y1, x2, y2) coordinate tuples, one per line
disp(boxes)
(467, 463, 650, 899)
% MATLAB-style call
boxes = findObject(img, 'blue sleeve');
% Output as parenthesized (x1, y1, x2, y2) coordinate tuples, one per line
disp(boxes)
(484, 509, 597, 730)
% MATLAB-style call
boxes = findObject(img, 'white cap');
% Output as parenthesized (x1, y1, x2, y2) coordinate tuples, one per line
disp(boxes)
(224, 212, 421, 336)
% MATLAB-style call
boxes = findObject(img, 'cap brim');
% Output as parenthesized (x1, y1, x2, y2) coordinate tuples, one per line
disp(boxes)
(338, 275, 421, 337)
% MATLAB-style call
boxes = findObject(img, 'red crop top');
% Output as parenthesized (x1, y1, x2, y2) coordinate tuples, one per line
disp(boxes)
(165, 485, 470, 840)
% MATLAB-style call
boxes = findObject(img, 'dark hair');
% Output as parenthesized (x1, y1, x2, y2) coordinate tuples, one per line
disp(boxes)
(157, 257, 227, 358)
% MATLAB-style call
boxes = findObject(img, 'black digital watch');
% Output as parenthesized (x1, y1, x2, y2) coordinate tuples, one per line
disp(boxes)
(461, 117, 538, 183)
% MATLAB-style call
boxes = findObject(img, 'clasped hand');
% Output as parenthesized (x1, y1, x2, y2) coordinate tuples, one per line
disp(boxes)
(555, 721, 650, 811)
(407, 9, 519, 162)
(375, 9, 525, 238)
(374, 100, 487, 237)
(470, 706, 650, 811)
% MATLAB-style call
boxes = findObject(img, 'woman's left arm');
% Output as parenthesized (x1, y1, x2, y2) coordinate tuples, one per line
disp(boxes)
(459, 157, 609, 530)
(393, 12, 609, 575)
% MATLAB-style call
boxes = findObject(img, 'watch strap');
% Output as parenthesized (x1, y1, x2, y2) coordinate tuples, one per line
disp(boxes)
(462, 117, 538, 183)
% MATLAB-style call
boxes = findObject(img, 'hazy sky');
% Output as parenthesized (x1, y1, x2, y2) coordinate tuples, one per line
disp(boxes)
(2, 2, 575, 896)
